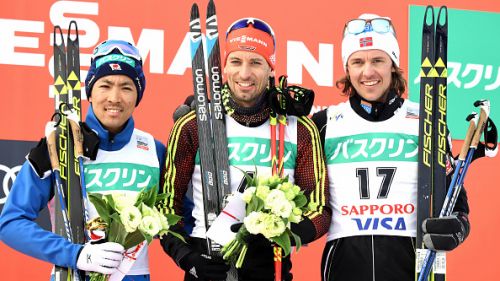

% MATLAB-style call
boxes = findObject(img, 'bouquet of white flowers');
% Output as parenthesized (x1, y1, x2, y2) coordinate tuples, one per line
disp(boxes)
(87, 186, 183, 281)
(221, 174, 310, 268)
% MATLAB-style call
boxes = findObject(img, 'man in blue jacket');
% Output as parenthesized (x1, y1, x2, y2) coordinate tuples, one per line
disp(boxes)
(0, 40, 165, 281)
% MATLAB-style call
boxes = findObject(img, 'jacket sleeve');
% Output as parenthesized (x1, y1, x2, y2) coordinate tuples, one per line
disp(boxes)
(292, 116, 331, 243)
(159, 111, 198, 264)
(0, 161, 82, 268)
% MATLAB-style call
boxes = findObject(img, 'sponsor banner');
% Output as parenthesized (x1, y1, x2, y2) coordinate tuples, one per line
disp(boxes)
(409, 6, 500, 140)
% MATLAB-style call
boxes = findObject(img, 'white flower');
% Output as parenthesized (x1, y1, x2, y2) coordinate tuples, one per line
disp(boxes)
(271, 200, 293, 219)
(255, 185, 270, 201)
(119, 206, 142, 233)
(289, 208, 303, 223)
(158, 214, 171, 236)
(264, 189, 287, 210)
(140, 203, 162, 221)
(112, 193, 139, 213)
(139, 215, 162, 236)
(255, 176, 270, 186)
(261, 213, 286, 238)
(242, 187, 256, 203)
(243, 211, 264, 235)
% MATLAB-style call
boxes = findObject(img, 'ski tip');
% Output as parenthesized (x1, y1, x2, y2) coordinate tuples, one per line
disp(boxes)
(208, 0, 216, 14)
(423, 6, 435, 27)
(191, 3, 200, 16)
(436, 6, 448, 27)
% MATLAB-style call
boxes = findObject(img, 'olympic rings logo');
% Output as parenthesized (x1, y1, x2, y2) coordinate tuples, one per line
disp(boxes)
(0, 164, 22, 205)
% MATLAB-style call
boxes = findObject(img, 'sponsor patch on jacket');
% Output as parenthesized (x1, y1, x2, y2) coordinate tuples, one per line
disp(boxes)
(136, 135, 149, 150)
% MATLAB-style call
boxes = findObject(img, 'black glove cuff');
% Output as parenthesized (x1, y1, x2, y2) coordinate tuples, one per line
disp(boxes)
(28, 138, 51, 178)
(291, 217, 316, 245)
(454, 211, 471, 242)
(80, 121, 99, 160)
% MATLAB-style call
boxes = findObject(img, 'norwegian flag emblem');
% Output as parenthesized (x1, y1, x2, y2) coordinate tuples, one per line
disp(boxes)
(109, 63, 122, 71)
(359, 37, 373, 47)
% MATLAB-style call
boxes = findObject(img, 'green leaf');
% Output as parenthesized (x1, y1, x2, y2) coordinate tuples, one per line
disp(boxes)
(247, 196, 264, 214)
(88, 193, 111, 224)
(271, 232, 291, 257)
(155, 192, 168, 204)
(123, 230, 146, 249)
(166, 214, 182, 226)
(143, 185, 158, 207)
(165, 231, 187, 243)
(108, 217, 126, 245)
(143, 233, 153, 244)
(294, 194, 307, 208)
(234, 166, 258, 187)
(105, 194, 118, 214)
(290, 229, 302, 252)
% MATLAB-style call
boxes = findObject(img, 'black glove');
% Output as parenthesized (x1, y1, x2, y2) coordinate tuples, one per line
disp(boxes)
(268, 75, 315, 117)
(28, 138, 51, 178)
(179, 251, 230, 280)
(230, 223, 281, 280)
(422, 212, 470, 251)
(173, 95, 196, 122)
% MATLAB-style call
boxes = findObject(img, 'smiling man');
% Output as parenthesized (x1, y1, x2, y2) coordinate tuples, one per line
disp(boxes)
(312, 14, 470, 281)
(0, 40, 165, 281)
(160, 18, 330, 281)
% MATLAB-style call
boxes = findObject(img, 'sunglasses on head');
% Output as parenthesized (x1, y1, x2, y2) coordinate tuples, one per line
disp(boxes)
(226, 17, 276, 47)
(92, 40, 142, 62)
(343, 18, 396, 38)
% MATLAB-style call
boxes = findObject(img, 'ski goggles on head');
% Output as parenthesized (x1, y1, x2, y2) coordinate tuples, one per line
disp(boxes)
(343, 18, 396, 38)
(91, 39, 143, 62)
(226, 17, 276, 47)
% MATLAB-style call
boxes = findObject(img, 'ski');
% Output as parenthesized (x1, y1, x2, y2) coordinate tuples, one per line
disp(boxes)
(189, 2, 222, 257)
(206, 0, 231, 211)
(52, 25, 71, 281)
(52, 21, 85, 281)
(205, 3, 239, 280)
(66, 20, 86, 248)
(416, 5, 448, 281)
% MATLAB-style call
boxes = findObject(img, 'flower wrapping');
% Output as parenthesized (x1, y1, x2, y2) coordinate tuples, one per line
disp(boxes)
(221, 174, 310, 268)
(87, 186, 184, 280)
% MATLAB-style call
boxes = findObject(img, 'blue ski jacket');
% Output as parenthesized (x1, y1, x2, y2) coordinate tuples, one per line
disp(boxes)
(0, 106, 165, 270)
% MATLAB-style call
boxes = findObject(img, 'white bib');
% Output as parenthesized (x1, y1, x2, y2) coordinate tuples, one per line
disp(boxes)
(84, 128, 159, 275)
(190, 115, 298, 238)
(324, 101, 420, 241)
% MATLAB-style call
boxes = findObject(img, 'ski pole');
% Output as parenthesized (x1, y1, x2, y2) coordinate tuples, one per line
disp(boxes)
(45, 119, 74, 243)
(418, 100, 490, 281)
(444, 100, 490, 216)
(66, 109, 90, 236)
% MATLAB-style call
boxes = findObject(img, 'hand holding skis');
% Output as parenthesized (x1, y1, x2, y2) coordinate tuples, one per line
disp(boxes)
(418, 100, 493, 281)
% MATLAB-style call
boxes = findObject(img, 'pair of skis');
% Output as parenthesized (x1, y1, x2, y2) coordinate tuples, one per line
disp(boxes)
(416, 5, 448, 281)
(51, 21, 86, 281)
(418, 100, 492, 281)
(189, 1, 234, 280)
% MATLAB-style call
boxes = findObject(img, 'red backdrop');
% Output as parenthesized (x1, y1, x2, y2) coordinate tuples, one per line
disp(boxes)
(1, 0, 499, 280)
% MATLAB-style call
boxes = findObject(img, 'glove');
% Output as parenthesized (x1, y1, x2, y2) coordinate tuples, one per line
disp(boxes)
(27, 138, 51, 178)
(173, 95, 196, 122)
(230, 223, 275, 280)
(422, 212, 470, 251)
(268, 75, 315, 117)
(76, 242, 125, 274)
(179, 251, 230, 280)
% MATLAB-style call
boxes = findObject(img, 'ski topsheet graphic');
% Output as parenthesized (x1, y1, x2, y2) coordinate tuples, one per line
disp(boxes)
(52, 21, 85, 281)
(189, 1, 236, 280)
(416, 5, 448, 281)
